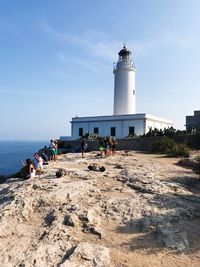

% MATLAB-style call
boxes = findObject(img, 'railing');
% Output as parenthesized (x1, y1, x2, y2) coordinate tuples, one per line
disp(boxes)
(113, 61, 135, 71)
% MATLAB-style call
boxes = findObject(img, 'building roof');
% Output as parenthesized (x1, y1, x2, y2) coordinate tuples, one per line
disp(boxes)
(118, 46, 131, 57)
(71, 113, 173, 124)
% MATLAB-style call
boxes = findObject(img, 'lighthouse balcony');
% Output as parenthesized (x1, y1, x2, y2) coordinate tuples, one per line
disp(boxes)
(113, 61, 135, 71)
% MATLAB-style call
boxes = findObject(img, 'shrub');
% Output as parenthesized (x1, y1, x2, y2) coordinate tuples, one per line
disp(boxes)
(79, 132, 101, 140)
(150, 137, 176, 153)
(143, 127, 196, 138)
(144, 127, 165, 137)
(167, 143, 190, 158)
(150, 137, 190, 158)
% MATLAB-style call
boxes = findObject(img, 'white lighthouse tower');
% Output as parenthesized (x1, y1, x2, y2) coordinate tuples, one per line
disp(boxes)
(68, 46, 173, 141)
(113, 46, 136, 115)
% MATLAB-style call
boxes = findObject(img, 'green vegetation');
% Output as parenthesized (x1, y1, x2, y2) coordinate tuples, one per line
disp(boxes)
(168, 143, 190, 158)
(150, 137, 190, 158)
(143, 127, 200, 138)
(79, 132, 101, 140)
(150, 137, 175, 153)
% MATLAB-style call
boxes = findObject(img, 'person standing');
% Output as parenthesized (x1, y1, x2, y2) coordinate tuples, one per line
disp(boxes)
(55, 141, 58, 156)
(99, 139, 104, 158)
(111, 137, 118, 156)
(81, 138, 87, 158)
(49, 139, 56, 161)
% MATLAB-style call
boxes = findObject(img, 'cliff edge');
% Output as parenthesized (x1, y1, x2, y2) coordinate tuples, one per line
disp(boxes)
(0, 151, 200, 267)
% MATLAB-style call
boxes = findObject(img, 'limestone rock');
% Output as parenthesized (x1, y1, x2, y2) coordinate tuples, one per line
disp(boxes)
(62, 214, 75, 227)
(1, 151, 200, 266)
(155, 225, 189, 251)
(60, 242, 110, 267)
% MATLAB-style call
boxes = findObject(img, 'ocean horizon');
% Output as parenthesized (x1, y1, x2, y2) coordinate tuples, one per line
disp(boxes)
(0, 140, 48, 176)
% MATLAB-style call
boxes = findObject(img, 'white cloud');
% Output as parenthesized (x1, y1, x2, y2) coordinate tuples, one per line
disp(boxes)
(40, 20, 89, 47)
(40, 21, 120, 61)
(57, 52, 109, 72)
(40, 20, 193, 63)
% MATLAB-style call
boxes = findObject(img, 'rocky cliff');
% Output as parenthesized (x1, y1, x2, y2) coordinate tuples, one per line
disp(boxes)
(0, 151, 200, 267)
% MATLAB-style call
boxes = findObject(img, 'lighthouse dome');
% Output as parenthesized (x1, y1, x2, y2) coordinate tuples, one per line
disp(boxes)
(118, 46, 131, 57)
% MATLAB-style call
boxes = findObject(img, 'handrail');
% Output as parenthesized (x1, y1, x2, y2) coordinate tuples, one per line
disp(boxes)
(113, 61, 135, 71)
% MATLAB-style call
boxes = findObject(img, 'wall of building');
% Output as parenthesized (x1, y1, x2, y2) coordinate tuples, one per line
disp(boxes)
(70, 113, 173, 140)
(145, 119, 173, 133)
(186, 110, 200, 130)
(71, 119, 145, 139)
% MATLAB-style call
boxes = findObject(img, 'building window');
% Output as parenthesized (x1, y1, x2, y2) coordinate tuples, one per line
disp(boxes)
(129, 126, 135, 136)
(79, 128, 83, 137)
(94, 127, 99, 134)
(110, 127, 116, 137)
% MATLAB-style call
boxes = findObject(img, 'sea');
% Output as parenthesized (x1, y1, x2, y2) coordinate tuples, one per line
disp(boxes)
(0, 140, 48, 176)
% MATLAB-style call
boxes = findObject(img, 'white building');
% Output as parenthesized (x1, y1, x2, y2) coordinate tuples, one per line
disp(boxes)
(69, 46, 173, 140)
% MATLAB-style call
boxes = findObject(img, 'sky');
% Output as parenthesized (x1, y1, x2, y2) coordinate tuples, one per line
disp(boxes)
(0, 0, 200, 140)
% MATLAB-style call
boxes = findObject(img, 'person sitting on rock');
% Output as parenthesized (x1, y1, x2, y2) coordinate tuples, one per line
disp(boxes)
(19, 159, 35, 180)
(39, 150, 49, 165)
(33, 152, 44, 175)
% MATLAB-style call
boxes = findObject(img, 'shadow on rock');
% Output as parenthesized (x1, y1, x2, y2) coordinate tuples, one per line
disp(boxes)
(0, 186, 15, 206)
(115, 192, 200, 253)
(166, 175, 200, 194)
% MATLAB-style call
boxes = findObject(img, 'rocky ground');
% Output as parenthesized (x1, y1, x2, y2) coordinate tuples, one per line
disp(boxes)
(0, 151, 200, 267)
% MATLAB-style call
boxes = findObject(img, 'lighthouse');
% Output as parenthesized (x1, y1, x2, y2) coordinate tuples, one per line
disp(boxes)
(113, 46, 136, 115)
(67, 46, 173, 141)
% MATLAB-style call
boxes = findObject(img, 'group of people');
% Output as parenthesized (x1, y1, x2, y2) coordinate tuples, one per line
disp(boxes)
(19, 152, 44, 180)
(80, 136, 118, 158)
(19, 139, 58, 180)
(19, 137, 118, 179)
(99, 137, 117, 157)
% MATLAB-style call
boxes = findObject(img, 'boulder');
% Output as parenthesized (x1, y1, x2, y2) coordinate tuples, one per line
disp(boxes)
(56, 168, 67, 178)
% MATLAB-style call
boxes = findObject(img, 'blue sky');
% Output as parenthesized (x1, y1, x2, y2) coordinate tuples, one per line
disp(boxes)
(0, 0, 199, 140)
